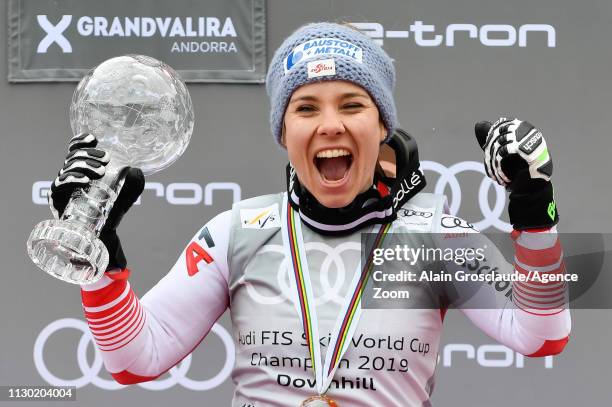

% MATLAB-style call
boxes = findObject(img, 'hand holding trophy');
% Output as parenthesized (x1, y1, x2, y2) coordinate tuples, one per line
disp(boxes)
(27, 55, 194, 285)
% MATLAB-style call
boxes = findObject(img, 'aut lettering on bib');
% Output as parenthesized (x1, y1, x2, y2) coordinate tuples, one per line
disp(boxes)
(307, 59, 336, 78)
(284, 38, 363, 73)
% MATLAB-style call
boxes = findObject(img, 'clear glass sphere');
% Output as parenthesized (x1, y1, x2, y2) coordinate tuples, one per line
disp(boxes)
(69, 54, 194, 175)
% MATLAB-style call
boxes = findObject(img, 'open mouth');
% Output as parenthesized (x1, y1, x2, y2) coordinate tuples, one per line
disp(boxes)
(314, 148, 353, 183)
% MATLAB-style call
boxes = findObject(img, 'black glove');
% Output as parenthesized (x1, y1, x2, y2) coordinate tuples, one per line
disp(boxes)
(475, 118, 558, 230)
(49, 133, 145, 270)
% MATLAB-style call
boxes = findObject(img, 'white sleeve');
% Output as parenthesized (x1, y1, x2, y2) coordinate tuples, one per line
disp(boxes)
(79, 210, 232, 384)
(435, 215, 571, 357)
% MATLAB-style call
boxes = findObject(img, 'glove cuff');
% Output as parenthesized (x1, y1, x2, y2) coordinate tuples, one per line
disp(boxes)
(508, 180, 559, 230)
(105, 268, 131, 281)
(99, 230, 127, 271)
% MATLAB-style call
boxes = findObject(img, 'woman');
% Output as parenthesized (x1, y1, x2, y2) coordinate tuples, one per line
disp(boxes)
(50, 23, 570, 406)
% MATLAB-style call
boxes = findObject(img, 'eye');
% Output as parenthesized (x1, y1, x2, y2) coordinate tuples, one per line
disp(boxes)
(342, 102, 363, 109)
(295, 104, 316, 112)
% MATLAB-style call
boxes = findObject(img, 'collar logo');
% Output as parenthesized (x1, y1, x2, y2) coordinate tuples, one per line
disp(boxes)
(399, 208, 434, 218)
(392, 171, 424, 209)
(288, 165, 297, 193)
(240, 204, 281, 229)
(396, 205, 435, 230)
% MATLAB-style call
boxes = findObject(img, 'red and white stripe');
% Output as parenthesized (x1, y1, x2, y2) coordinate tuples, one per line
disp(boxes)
(81, 272, 147, 352)
(511, 227, 567, 315)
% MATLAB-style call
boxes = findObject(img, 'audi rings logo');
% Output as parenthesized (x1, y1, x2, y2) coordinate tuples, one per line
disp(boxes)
(420, 161, 511, 232)
(399, 209, 433, 218)
(242, 242, 361, 306)
(34, 318, 235, 390)
(440, 216, 477, 231)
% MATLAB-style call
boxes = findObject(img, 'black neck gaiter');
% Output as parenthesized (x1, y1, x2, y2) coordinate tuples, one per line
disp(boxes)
(286, 129, 427, 236)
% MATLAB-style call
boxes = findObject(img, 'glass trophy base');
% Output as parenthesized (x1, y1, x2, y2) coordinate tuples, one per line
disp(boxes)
(27, 219, 109, 285)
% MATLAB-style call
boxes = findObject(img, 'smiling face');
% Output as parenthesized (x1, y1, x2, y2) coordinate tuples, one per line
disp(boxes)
(282, 80, 387, 208)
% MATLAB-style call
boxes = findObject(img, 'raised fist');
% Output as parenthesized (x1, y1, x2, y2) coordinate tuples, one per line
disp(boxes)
(475, 118, 552, 188)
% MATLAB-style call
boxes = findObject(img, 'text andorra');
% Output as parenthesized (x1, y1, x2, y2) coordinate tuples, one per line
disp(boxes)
(171, 41, 237, 53)
(392, 171, 422, 208)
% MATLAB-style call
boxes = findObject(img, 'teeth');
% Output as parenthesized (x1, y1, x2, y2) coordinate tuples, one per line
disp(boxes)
(316, 148, 351, 158)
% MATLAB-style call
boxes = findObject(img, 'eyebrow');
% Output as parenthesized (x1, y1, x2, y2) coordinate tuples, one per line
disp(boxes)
(288, 92, 370, 104)
(288, 95, 318, 104)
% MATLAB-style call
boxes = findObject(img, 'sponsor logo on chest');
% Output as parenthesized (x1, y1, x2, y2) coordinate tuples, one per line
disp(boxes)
(240, 204, 281, 229)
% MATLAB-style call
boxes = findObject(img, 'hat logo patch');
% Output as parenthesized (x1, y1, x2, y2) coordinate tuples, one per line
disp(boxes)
(307, 58, 336, 78)
(283, 37, 363, 73)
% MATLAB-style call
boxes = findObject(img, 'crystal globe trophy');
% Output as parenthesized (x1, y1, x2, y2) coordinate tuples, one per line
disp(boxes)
(27, 55, 194, 284)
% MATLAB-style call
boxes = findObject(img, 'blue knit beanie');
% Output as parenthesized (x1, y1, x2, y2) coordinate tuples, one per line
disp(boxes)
(266, 22, 397, 146)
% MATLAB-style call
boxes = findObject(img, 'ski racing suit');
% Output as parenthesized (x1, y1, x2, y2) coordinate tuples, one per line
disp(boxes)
(79, 192, 570, 406)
